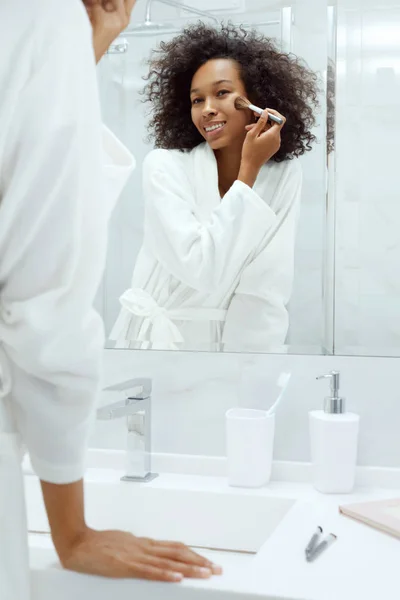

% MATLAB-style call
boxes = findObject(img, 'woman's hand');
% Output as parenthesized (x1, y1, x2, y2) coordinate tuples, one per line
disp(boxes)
(58, 527, 223, 582)
(85, 0, 137, 63)
(41, 480, 222, 585)
(238, 108, 286, 188)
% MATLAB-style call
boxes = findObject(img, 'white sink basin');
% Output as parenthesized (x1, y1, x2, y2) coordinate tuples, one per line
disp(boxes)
(26, 469, 299, 600)
(26, 472, 296, 553)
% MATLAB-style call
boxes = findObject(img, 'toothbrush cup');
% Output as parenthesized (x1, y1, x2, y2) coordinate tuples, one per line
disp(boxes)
(226, 408, 275, 488)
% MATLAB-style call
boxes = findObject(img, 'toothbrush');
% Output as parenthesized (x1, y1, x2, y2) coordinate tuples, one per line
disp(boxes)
(266, 372, 292, 416)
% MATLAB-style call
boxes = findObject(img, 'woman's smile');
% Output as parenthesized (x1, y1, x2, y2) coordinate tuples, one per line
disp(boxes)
(204, 121, 227, 137)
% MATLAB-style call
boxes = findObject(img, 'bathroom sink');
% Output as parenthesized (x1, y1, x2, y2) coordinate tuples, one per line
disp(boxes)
(24, 454, 400, 600)
(27, 470, 299, 600)
(25, 472, 296, 553)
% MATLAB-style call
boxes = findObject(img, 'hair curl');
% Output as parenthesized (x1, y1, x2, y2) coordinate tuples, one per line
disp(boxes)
(144, 23, 320, 162)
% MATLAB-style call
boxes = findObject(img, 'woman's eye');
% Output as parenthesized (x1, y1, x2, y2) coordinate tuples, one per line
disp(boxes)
(192, 98, 202, 105)
(217, 90, 230, 97)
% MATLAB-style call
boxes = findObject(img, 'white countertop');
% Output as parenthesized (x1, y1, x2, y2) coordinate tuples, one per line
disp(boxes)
(28, 469, 400, 600)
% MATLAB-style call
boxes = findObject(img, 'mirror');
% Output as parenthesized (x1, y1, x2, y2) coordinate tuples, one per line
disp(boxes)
(96, 0, 332, 354)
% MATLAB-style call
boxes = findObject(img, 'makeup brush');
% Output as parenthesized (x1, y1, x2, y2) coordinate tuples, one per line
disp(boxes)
(234, 96, 284, 125)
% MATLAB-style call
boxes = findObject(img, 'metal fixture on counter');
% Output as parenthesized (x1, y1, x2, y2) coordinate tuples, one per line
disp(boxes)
(97, 378, 158, 483)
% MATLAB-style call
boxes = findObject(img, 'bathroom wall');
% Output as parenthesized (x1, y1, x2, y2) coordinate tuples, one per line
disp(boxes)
(334, 0, 400, 355)
(91, 349, 400, 469)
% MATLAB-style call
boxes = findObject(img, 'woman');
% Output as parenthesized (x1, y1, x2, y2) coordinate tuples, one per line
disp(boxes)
(111, 23, 319, 352)
(0, 1, 220, 597)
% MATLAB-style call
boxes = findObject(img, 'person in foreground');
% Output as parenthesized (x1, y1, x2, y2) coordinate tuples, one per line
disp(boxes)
(0, 1, 221, 597)
(111, 23, 319, 352)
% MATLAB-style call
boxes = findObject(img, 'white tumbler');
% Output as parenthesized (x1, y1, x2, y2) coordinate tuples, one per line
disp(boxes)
(226, 408, 275, 488)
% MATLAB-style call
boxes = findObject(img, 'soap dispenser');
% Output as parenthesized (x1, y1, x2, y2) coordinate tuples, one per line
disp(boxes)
(309, 371, 359, 494)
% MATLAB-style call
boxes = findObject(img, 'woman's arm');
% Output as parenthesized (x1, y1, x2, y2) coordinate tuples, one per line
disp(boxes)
(222, 161, 302, 351)
(142, 149, 280, 293)
(86, 0, 137, 63)
(40, 479, 220, 581)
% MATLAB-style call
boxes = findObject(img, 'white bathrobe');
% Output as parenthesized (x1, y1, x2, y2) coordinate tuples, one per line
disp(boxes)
(0, 1, 134, 598)
(111, 142, 302, 352)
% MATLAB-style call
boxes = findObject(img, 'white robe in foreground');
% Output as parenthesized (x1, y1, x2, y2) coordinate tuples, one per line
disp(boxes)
(111, 142, 302, 352)
(0, 1, 134, 598)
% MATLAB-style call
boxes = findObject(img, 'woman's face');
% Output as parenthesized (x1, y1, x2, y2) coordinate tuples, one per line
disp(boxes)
(190, 59, 252, 151)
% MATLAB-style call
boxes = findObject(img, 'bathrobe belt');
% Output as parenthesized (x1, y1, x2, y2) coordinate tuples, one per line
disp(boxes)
(119, 288, 228, 345)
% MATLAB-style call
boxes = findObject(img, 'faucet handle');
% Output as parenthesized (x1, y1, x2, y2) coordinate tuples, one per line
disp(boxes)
(103, 378, 152, 399)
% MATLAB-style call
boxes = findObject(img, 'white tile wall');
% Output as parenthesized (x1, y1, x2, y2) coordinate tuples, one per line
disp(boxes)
(334, 0, 400, 355)
(90, 349, 400, 468)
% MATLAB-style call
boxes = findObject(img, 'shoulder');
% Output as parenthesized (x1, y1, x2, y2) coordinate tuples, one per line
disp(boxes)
(30, 0, 89, 31)
(259, 157, 302, 192)
(34, 0, 92, 62)
(143, 148, 193, 175)
(0, 0, 91, 75)
(264, 157, 302, 180)
(256, 158, 302, 210)
(282, 157, 303, 182)
(1, 0, 90, 38)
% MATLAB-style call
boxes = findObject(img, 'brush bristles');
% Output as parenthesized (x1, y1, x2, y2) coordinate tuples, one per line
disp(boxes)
(234, 96, 252, 110)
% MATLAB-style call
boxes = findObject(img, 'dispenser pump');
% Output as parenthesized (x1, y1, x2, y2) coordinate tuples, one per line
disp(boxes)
(316, 370, 346, 414)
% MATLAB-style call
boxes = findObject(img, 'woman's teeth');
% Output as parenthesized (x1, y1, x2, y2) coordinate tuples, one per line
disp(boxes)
(205, 122, 226, 132)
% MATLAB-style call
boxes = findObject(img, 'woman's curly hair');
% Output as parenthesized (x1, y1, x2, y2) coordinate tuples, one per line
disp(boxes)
(144, 23, 320, 162)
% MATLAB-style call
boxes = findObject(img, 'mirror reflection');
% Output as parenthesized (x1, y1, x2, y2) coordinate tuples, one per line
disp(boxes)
(99, 1, 330, 353)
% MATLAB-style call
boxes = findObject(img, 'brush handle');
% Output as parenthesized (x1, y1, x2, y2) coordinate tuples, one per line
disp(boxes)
(265, 373, 291, 416)
(267, 113, 284, 125)
(249, 103, 284, 126)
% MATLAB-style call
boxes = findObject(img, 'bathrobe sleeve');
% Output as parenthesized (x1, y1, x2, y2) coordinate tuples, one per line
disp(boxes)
(0, 9, 134, 483)
(142, 149, 280, 293)
(222, 161, 302, 351)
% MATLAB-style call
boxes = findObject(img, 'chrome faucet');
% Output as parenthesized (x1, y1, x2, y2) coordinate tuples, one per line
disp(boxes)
(97, 378, 158, 482)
